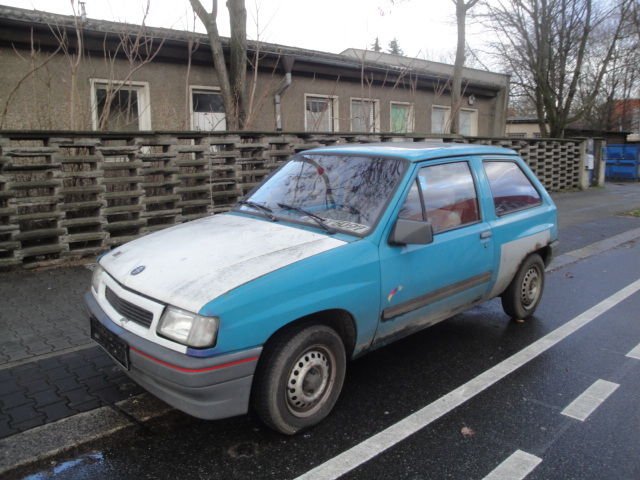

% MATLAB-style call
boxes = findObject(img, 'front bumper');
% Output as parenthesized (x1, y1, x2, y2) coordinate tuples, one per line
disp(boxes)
(85, 292, 262, 420)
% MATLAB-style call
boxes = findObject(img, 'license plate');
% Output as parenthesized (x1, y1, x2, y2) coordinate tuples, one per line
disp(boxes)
(90, 316, 130, 370)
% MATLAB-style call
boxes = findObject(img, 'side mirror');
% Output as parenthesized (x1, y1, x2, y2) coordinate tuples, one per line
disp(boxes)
(390, 219, 434, 245)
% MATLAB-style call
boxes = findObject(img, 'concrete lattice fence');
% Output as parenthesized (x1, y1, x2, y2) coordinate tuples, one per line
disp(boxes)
(0, 131, 586, 269)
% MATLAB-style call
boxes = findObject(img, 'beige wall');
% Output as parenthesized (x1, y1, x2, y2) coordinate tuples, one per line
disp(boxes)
(0, 45, 500, 135)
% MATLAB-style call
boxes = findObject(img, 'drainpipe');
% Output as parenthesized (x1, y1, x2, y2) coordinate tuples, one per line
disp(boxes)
(275, 55, 295, 131)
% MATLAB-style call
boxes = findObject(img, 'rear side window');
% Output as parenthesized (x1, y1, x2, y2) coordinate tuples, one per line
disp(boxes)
(418, 162, 480, 233)
(483, 161, 541, 216)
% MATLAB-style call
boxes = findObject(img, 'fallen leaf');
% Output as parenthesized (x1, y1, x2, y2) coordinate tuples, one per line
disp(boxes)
(461, 426, 475, 438)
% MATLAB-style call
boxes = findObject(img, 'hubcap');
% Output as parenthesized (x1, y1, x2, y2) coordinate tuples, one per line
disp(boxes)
(521, 266, 541, 308)
(286, 348, 334, 417)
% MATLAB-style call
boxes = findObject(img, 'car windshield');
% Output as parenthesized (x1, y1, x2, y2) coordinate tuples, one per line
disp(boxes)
(237, 154, 406, 235)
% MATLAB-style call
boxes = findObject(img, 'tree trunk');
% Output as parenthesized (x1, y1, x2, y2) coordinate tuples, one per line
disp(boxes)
(189, 0, 238, 129)
(227, 0, 247, 128)
(451, 0, 466, 135)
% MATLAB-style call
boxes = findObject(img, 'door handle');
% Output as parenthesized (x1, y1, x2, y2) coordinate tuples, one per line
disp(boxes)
(480, 230, 492, 239)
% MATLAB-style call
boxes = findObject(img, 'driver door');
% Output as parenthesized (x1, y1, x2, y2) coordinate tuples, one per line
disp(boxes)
(375, 159, 495, 344)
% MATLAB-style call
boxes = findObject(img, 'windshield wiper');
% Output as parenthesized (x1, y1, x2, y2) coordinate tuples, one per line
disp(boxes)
(277, 203, 336, 234)
(237, 200, 277, 221)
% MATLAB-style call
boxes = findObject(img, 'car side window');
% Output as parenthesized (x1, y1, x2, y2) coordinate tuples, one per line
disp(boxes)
(398, 180, 425, 221)
(418, 162, 480, 234)
(483, 161, 542, 216)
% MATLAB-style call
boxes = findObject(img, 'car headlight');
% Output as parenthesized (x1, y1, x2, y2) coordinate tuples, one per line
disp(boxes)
(92, 264, 104, 293)
(157, 306, 219, 348)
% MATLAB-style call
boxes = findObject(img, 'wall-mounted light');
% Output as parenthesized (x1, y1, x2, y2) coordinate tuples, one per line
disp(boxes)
(468, 95, 476, 106)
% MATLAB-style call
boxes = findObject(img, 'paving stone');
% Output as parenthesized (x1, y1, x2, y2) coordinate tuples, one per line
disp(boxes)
(28, 389, 62, 407)
(11, 415, 46, 432)
(0, 416, 17, 439)
(1, 391, 32, 409)
(11, 363, 40, 375)
(37, 358, 64, 371)
(45, 366, 71, 381)
(6, 402, 39, 424)
(63, 387, 96, 407)
(53, 376, 82, 393)
(93, 385, 130, 404)
(19, 379, 51, 395)
(0, 379, 22, 395)
(73, 365, 104, 381)
(39, 400, 76, 422)
(82, 375, 111, 390)
(71, 398, 103, 413)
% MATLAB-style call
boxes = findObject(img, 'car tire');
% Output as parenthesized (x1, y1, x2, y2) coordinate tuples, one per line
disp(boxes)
(501, 253, 545, 320)
(252, 324, 346, 435)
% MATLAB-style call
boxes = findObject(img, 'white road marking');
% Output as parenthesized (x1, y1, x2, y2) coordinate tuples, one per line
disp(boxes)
(626, 342, 640, 360)
(482, 450, 542, 480)
(561, 379, 620, 422)
(295, 278, 640, 480)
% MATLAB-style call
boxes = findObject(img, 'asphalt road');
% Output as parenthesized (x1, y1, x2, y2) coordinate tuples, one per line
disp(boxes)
(14, 232, 640, 479)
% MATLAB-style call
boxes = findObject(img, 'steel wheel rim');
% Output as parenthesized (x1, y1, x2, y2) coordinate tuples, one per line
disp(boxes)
(286, 346, 335, 418)
(521, 265, 541, 309)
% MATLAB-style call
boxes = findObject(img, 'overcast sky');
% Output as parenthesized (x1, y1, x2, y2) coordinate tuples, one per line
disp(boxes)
(3, 0, 492, 64)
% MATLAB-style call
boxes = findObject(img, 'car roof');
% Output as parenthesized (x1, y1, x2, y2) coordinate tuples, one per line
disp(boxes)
(303, 141, 517, 162)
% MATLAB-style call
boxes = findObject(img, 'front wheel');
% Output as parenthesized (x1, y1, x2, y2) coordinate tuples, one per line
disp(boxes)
(501, 253, 545, 319)
(252, 324, 346, 435)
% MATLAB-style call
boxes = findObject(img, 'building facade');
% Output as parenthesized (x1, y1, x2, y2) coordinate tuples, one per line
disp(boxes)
(0, 5, 510, 136)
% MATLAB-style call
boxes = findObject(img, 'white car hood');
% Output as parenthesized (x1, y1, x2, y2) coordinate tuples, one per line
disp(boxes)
(100, 214, 347, 313)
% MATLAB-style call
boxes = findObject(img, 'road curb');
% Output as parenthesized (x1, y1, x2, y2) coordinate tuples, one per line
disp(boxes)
(0, 394, 172, 476)
(548, 227, 640, 272)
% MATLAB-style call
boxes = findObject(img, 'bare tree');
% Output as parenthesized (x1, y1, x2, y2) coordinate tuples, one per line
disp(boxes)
(450, 0, 479, 134)
(48, 0, 84, 129)
(96, 1, 165, 130)
(0, 29, 62, 128)
(479, 0, 631, 138)
(189, 0, 248, 130)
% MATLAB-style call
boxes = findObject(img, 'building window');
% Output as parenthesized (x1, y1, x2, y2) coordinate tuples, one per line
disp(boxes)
(390, 102, 414, 133)
(305, 95, 338, 132)
(190, 86, 226, 131)
(90, 79, 151, 131)
(508, 132, 528, 138)
(351, 98, 379, 132)
(459, 108, 478, 136)
(431, 105, 451, 134)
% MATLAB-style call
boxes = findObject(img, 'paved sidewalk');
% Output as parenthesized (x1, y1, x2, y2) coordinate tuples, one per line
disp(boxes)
(1, 181, 639, 441)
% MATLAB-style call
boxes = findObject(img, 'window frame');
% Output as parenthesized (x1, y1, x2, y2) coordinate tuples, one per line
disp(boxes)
(431, 105, 451, 134)
(390, 101, 415, 133)
(189, 85, 226, 131)
(459, 108, 478, 136)
(90, 78, 151, 131)
(482, 159, 543, 217)
(350, 97, 380, 132)
(304, 94, 339, 132)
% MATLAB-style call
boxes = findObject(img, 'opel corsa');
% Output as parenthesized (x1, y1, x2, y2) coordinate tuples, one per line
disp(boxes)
(86, 143, 558, 434)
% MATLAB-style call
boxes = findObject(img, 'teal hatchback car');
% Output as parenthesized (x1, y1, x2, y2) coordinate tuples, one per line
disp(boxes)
(86, 142, 558, 434)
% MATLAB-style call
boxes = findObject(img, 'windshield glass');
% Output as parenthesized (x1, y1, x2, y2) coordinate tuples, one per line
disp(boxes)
(238, 154, 406, 235)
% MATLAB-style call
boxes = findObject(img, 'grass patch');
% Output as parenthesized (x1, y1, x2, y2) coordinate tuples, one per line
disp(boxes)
(623, 209, 640, 217)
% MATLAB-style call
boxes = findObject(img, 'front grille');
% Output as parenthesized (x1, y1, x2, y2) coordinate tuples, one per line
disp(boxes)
(105, 287, 154, 328)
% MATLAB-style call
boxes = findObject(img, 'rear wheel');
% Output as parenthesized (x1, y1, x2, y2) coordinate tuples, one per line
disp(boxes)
(501, 253, 545, 319)
(252, 324, 346, 435)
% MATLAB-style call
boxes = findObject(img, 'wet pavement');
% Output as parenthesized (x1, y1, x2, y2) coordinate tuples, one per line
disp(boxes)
(1, 181, 640, 477)
(9, 235, 640, 480)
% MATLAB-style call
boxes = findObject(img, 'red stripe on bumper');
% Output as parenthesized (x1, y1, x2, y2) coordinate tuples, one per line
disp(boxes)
(130, 346, 258, 373)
